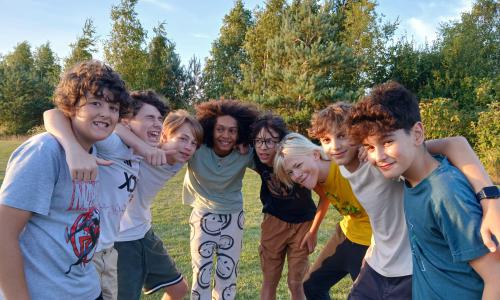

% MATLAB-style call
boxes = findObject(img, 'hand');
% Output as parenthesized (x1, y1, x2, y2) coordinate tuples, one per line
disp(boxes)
(300, 231, 317, 254)
(142, 147, 168, 166)
(480, 198, 500, 252)
(66, 146, 112, 181)
(235, 144, 249, 155)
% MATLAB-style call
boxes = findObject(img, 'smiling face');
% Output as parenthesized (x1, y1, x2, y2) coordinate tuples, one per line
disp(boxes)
(254, 127, 280, 166)
(213, 115, 238, 156)
(71, 90, 120, 151)
(319, 127, 359, 168)
(282, 151, 321, 190)
(127, 103, 164, 147)
(363, 128, 416, 179)
(167, 123, 198, 163)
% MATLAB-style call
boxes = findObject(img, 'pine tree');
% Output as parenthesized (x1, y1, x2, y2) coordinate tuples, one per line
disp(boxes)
(104, 0, 147, 90)
(145, 22, 185, 108)
(259, 0, 361, 132)
(183, 55, 204, 107)
(203, 0, 253, 99)
(64, 19, 98, 70)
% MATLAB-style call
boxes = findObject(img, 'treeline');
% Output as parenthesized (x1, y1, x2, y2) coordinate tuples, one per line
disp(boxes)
(0, 0, 497, 178)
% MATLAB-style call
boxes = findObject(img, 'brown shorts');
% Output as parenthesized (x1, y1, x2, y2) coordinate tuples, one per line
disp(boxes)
(259, 213, 312, 285)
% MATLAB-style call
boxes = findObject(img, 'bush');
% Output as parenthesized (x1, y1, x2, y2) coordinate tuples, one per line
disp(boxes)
(472, 101, 499, 183)
(419, 97, 471, 140)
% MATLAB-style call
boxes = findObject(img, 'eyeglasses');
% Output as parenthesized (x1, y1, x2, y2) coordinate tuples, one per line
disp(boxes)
(254, 138, 279, 149)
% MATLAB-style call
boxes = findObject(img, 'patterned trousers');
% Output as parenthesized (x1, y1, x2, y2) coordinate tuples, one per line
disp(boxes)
(189, 208, 244, 300)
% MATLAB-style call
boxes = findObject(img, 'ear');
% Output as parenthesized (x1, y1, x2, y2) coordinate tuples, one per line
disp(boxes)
(411, 122, 425, 145)
(312, 149, 321, 160)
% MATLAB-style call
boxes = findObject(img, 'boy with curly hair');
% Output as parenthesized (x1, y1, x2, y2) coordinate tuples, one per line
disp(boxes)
(0, 60, 130, 300)
(349, 81, 500, 300)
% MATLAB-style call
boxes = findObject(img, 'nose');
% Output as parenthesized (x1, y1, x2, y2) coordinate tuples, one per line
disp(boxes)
(372, 146, 386, 162)
(290, 170, 301, 182)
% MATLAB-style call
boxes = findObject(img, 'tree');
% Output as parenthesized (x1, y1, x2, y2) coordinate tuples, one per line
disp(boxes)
(433, 0, 499, 110)
(203, 0, 253, 99)
(0, 42, 56, 134)
(145, 22, 185, 108)
(240, 0, 287, 98)
(64, 19, 98, 70)
(104, 0, 147, 90)
(183, 55, 205, 107)
(257, 0, 361, 132)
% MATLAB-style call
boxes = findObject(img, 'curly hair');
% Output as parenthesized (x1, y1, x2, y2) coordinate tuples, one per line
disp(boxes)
(129, 90, 170, 118)
(160, 109, 204, 148)
(195, 99, 259, 147)
(349, 81, 421, 144)
(308, 102, 352, 140)
(54, 60, 130, 117)
(250, 113, 289, 142)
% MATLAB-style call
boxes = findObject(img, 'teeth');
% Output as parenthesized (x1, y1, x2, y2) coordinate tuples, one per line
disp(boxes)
(93, 121, 108, 128)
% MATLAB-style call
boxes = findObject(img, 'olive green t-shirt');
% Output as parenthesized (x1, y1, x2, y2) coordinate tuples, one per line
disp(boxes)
(182, 144, 254, 213)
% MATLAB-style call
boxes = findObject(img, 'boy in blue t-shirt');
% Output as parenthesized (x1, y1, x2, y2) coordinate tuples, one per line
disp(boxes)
(349, 81, 500, 299)
(0, 60, 130, 300)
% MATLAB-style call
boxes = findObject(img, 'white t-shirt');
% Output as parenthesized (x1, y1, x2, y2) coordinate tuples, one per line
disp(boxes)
(340, 162, 412, 277)
(117, 161, 183, 241)
(95, 133, 141, 251)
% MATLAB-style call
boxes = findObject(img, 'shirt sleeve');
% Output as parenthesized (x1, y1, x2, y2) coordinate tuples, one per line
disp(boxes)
(433, 176, 489, 263)
(95, 132, 124, 155)
(0, 138, 60, 215)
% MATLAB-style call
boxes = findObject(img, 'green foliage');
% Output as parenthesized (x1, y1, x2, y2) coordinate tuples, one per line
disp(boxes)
(419, 98, 469, 140)
(104, 0, 148, 90)
(472, 101, 499, 182)
(145, 22, 185, 108)
(0, 42, 58, 134)
(64, 19, 98, 70)
(433, 0, 499, 110)
(203, 0, 253, 99)
(253, 0, 362, 133)
(240, 0, 287, 97)
(183, 56, 205, 107)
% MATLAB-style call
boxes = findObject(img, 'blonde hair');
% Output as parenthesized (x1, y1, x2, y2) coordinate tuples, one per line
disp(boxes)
(274, 132, 330, 187)
(160, 109, 204, 148)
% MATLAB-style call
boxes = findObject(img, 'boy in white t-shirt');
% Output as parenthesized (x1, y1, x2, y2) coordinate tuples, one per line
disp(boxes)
(307, 102, 498, 300)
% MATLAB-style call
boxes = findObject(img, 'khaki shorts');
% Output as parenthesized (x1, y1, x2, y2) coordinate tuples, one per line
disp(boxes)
(93, 247, 118, 300)
(259, 213, 312, 285)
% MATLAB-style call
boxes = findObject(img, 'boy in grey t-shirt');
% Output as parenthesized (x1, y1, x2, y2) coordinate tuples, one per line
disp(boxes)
(0, 60, 130, 300)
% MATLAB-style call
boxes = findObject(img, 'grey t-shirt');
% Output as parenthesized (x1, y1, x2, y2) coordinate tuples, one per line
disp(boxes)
(0, 133, 101, 300)
(182, 144, 254, 214)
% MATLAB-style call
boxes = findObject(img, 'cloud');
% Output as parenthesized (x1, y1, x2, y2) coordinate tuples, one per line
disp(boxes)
(142, 0, 174, 12)
(408, 17, 437, 43)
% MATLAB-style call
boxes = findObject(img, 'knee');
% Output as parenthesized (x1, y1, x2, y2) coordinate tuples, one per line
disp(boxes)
(288, 280, 304, 295)
(163, 279, 188, 300)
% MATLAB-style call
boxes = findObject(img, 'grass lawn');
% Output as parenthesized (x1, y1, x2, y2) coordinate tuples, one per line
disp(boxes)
(0, 139, 352, 299)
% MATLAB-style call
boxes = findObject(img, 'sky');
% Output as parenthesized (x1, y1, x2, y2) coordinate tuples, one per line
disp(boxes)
(0, 0, 474, 67)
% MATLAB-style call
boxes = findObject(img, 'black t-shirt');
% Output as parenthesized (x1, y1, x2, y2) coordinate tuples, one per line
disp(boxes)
(254, 156, 316, 223)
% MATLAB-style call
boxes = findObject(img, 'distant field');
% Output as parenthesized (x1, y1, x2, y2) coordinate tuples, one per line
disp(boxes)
(0, 139, 349, 299)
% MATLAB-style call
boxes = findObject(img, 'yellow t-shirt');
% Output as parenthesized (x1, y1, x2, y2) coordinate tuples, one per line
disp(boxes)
(320, 162, 372, 246)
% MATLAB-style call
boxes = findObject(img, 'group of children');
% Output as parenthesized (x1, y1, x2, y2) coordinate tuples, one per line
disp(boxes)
(0, 59, 498, 300)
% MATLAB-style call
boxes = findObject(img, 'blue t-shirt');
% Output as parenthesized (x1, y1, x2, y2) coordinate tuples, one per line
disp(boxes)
(403, 156, 488, 300)
(0, 133, 101, 300)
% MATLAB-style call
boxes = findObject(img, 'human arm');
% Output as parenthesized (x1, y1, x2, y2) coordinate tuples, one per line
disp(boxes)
(469, 251, 500, 299)
(0, 205, 32, 300)
(300, 185, 330, 253)
(43, 109, 111, 181)
(114, 123, 169, 166)
(427, 136, 499, 252)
